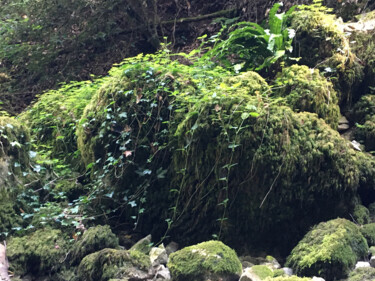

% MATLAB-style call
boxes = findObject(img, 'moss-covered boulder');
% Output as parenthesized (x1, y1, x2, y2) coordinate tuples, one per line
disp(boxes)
(286, 218, 368, 281)
(19, 79, 101, 167)
(274, 65, 340, 127)
(70, 225, 119, 265)
(168, 240, 242, 281)
(347, 267, 375, 281)
(353, 204, 371, 225)
(7, 228, 68, 276)
(0, 199, 23, 239)
(77, 248, 150, 281)
(360, 223, 375, 246)
(291, 10, 348, 68)
(264, 277, 312, 281)
(352, 95, 375, 123)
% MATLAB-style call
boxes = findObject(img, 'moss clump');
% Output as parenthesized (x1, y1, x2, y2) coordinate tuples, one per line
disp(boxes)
(168, 240, 242, 281)
(19, 79, 101, 166)
(274, 65, 340, 127)
(355, 115, 375, 151)
(360, 223, 375, 246)
(77, 248, 150, 281)
(71, 225, 119, 265)
(353, 204, 371, 225)
(369, 202, 375, 221)
(0, 199, 23, 239)
(285, 218, 368, 280)
(7, 228, 68, 276)
(291, 10, 349, 68)
(251, 265, 274, 280)
(347, 267, 375, 281)
(265, 277, 311, 281)
(353, 95, 375, 123)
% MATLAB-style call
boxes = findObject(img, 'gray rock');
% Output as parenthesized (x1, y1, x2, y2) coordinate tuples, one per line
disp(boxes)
(312, 277, 325, 281)
(282, 267, 293, 276)
(370, 256, 375, 268)
(150, 244, 168, 266)
(338, 123, 350, 131)
(239, 267, 261, 281)
(165, 241, 178, 255)
(153, 264, 171, 280)
(355, 261, 371, 268)
(130, 234, 152, 254)
(339, 116, 349, 125)
(351, 140, 362, 151)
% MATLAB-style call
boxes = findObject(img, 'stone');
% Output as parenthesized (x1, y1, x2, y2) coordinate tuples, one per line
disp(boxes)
(154, 264, 171, 280)
(283, 267, 293, 276)
(351, 140, 362, 151)
(239, 267, 261, 281)
(355, 261, 370, 268)
(130, 235, 152, 255)
(312, 277, 325, 281)
(165, 241, 179, 255)
(339, 116, 349, 125)
(370, 256, 375, 268)
(150, 244, 168, 266)
(338, 123, 350, 131)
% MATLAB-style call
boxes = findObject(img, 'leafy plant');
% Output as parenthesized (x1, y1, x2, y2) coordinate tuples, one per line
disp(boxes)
(205, 3, 296, 72)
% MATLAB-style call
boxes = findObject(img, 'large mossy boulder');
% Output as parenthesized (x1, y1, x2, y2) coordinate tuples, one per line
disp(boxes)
(286, 218, 368, 281)
(70, 225, 119, 265)
(7, 228, 68, 276)
(77, 248, 150, 281)
(274, 65, 340, 127)
(167, 240, 242, 281)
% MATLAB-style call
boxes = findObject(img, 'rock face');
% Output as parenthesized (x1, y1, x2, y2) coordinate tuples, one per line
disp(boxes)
(167, 240, 242, 281)
(286, 218, 368, 281)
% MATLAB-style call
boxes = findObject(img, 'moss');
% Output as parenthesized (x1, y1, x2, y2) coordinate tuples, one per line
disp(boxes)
(353, 204, 371, 225)
(353, 95, 375, 123)
(355, 115, 375, 151)
(167, 240, 242, 281)
(369, 202, 375, 221)
(272, 269, 285, 277)
(19, 79, 101, 166)
(251, 265, 274, 280)
(274, 65, 340, 127)
(264, 277, 311, 281)
(129, 235, 152, 255)
(347, 267, 375, 281)
(285, 218, 368, 280)
(0, 199, 23, 239)
(77, 248, 150, 281)
(360, 223, 375, 246)
(7, 228, 68, 276)
(71, 225, 119, 265)
(291, 10, 349, 68)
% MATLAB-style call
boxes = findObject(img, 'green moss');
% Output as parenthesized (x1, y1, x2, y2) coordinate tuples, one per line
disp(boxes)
(274, 65, 340, 127)
(7, 228, 68, 276)
(0, 199, 23, 239)
(19, 79, 102, 166)
(285, 218, 368, 280)
(272, 269, 285, 277)
(369, 202, 375, 221)
(360, 223, 375, 246)
(265, 276, 311, 281)
(291, 10, 349, 67)
(355, 115, 375, 151)
(353, 95, 375, 123)
(251, 265, 274, 280)
(353, 204, 371, 225)
(71, 225, 119, 265)
(167, 240, 242, 281)
(348, 267, 375, 281)
(77, 248, 150, 281)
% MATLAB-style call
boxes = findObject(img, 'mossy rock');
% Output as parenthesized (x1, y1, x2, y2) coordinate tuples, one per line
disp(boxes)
(274, 65, 340, 127)
(324, 0, 369, 21)
(0, 199, 23, 239)
(285, 218, 368, 280)
(291, 10, 349, 68)
(369, 202, 375, 221)
(347, 266, 375, 281)
(352, 95, 375, 124)
(77, 248, 150, 281)
(19, 79, 101, 167)
(353, 204, 371, 225)
(264, 276, 311, 281)
(7, 228, 68, 276)
(360, 223, 375, 246)
(168, 240, 242, 281)
(355, 115, 375, 151)
(70, 225, 119, 265)
(250, 265, 274, 280)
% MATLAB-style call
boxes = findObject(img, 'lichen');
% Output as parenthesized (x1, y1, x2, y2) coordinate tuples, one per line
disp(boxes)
(7, 228, 68, 276)
(167, 240, 242, 281)
(70, 225, 119, 265)
(77, 248, 150, 281)
(285, 218, 368, 280)
(274, 65, 340, 127)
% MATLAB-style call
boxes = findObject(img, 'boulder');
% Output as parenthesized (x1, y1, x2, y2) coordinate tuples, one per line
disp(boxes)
(360, 223, 375, 246)
(150, 244, 168, 266)
(129, 235, 152, 255)
(347, 266, 375, 281)
(167, 240, 242, 281)
(286, 218, 368, 280)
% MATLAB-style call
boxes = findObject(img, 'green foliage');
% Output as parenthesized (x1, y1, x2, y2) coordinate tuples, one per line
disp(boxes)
(347, 267, 375, 281)
(360, 223, 375, 246)
(274, 64, 340, 127)
(167, 240, 242, 281)
(205, 3, 296, 72)
(353, 204, 371, 225)
(286, 218, 368, 280)
(7, 228, 69, 276)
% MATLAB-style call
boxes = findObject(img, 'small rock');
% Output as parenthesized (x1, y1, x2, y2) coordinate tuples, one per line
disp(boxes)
(150, 244, 168, 266)
(130, 234, 152, 254)
(312, 277, 325, 281)
(338, 123, 350, 131)
(339, 116, 349, 125)
(239, 267, 261, 281)
(153, 264, 171, 280)
(165, 241, 178, 255)
(351, 140, 362, 151)
(370, 256, 375, 268)
(282, 267, 293, 276)
(355, 261, 371, 268)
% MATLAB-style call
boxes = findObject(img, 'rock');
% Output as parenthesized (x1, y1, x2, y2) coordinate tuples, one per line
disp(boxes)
(239, 267, 261, 281)
(282, 267, 293, 276)
(347, 266, 375, 281)
(150, 244, 168, 266)
(167, 240, 242, 281)
(370, 256, 375, 268)
(239, 265, 273, 281)
(165, 241, 179, 255)
(355, 261, 371, 268)
(154, 264, 171, 280)
(286, 218, 368, 280)
(339, 116, 349, 125)
(312, 277, 325, 281)
(70, 225, 119, 265)
(130, 234, 152, 255)
(351, 140, 362, 151)
(338, 123, 350, 131)
(264, 255, 281, 269)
